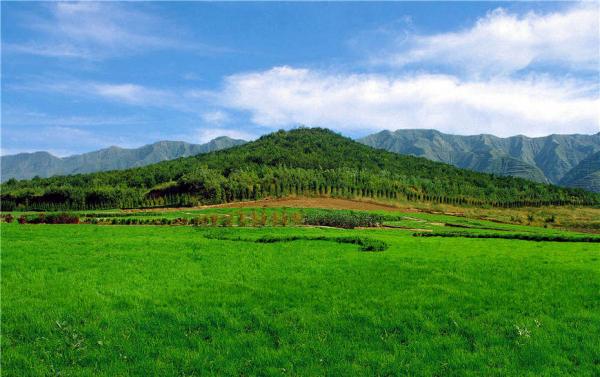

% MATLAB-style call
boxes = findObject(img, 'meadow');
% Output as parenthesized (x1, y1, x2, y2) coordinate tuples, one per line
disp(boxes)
(2, 205, 600, 376)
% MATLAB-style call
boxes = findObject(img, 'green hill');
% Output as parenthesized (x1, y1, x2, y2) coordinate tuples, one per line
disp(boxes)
(1, 128, 598, 211)
(358, 130, 600, 188)
(1, 137, 246, 181)
(559, 152, 600, 193)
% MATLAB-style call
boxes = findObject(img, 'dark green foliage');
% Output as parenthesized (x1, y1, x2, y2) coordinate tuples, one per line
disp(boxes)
(256, 235, 387, 252)
(204, 233, 388, 252)
(2, 128, 599, 211)
(303, 209, 384, 229)
(15, 212, 79, 224)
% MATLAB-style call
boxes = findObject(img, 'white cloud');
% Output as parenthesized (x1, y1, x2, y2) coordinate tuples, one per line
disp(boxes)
(7, 2, 225, 59)
(220, 66, 599, 137)
(201, 110, 231, 125)
(377, 4, 599, 76)
(1, 107, 145, 127)
(91, 83, 175, 106)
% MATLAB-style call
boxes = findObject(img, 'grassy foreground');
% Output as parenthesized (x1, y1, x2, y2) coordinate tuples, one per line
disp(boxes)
(2, 223, 600, 376)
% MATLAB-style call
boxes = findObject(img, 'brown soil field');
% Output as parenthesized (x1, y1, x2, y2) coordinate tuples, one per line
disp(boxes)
(213, 197, 419, 212)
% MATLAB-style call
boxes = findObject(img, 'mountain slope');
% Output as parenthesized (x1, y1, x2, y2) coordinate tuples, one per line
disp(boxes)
(2, 128, 598, 211)
(358, 130, 600, 187)
(1, 137, 246, 181)
(559, 152, 600, 193)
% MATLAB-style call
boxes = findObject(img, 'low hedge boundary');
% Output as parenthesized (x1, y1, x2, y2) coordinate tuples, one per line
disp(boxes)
(413, 231, 600, 243)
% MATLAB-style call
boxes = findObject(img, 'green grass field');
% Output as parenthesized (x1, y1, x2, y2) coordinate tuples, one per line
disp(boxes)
(2, 210, 600, 376)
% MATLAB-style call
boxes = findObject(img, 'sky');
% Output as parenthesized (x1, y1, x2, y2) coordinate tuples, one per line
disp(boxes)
(1, 1, 599, 156)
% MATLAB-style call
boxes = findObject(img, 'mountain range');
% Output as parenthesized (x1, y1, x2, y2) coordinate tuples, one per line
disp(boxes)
(3, 129, 600, 193)
(358, 130, 600, 192)
(1, 137, 246, 181)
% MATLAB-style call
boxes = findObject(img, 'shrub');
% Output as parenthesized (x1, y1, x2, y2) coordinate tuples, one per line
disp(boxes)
(22, 212, 80, 224)
(238, 212, 246, 227)
(1, 214, 14, 223)
(251, 210, 258, 227)
(291, 212, 302, 225)
(221, 215, 232, 227)
(281, 209, 288, 227)
(260, 210, 267, 227)
(271, 212, 279, 226)
(210, 214, 219, 226)
(303, 210, 383, 229)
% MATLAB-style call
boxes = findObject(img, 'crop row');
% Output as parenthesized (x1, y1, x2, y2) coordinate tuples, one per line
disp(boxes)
(4, 209, 388, 229)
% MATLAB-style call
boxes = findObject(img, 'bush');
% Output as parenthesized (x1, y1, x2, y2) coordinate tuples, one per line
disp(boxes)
(271, 212, 279, 226)
(17, 212, 80, 224)
(251, 210, 259, 227)
(238, 212, 246, 227)
(221, 215, 232, 227)
(303, 210, 383, 229)
(260, 210, 267, 227)
(1, 214, 14, 223)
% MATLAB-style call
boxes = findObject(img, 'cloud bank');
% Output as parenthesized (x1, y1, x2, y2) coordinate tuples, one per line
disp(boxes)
(219, 66, 598, 137)
(378, 3, 599, 76)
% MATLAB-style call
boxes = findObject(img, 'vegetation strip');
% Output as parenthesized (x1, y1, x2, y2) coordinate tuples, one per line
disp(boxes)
(204, 233, 388, 252)
(413, 232, 600, 243)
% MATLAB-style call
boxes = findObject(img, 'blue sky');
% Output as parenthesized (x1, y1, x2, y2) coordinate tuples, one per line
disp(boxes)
(2, 1, 599, 156)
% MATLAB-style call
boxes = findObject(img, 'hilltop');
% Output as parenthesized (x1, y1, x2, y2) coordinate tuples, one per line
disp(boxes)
(1, 128, 598, 211)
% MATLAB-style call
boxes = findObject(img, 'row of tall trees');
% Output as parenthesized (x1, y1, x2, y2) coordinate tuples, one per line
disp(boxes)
(2, 166, 595, 211)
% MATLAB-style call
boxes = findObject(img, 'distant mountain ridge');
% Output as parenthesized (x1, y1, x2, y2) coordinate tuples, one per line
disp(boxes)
(358, 130, 600, 192)
(1, 137, 246, 181)
(559, 151, 600, 193)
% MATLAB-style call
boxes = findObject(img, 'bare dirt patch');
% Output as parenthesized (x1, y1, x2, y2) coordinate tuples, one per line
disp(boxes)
(212, 197, 419, 212)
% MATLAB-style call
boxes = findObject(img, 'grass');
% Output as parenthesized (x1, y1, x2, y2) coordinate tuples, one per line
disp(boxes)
(2, 218, 600, 376)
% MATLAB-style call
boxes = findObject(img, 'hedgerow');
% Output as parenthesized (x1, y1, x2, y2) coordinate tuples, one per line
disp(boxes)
(303, 210, 384, 229)
(14, 212, 80, 224)
(413, 232, 600, 243)
(204, 233, 388, 252)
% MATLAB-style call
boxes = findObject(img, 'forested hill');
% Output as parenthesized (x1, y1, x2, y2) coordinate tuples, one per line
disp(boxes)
(1, 136, 246, 181)
(2, 128, 598, 211)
